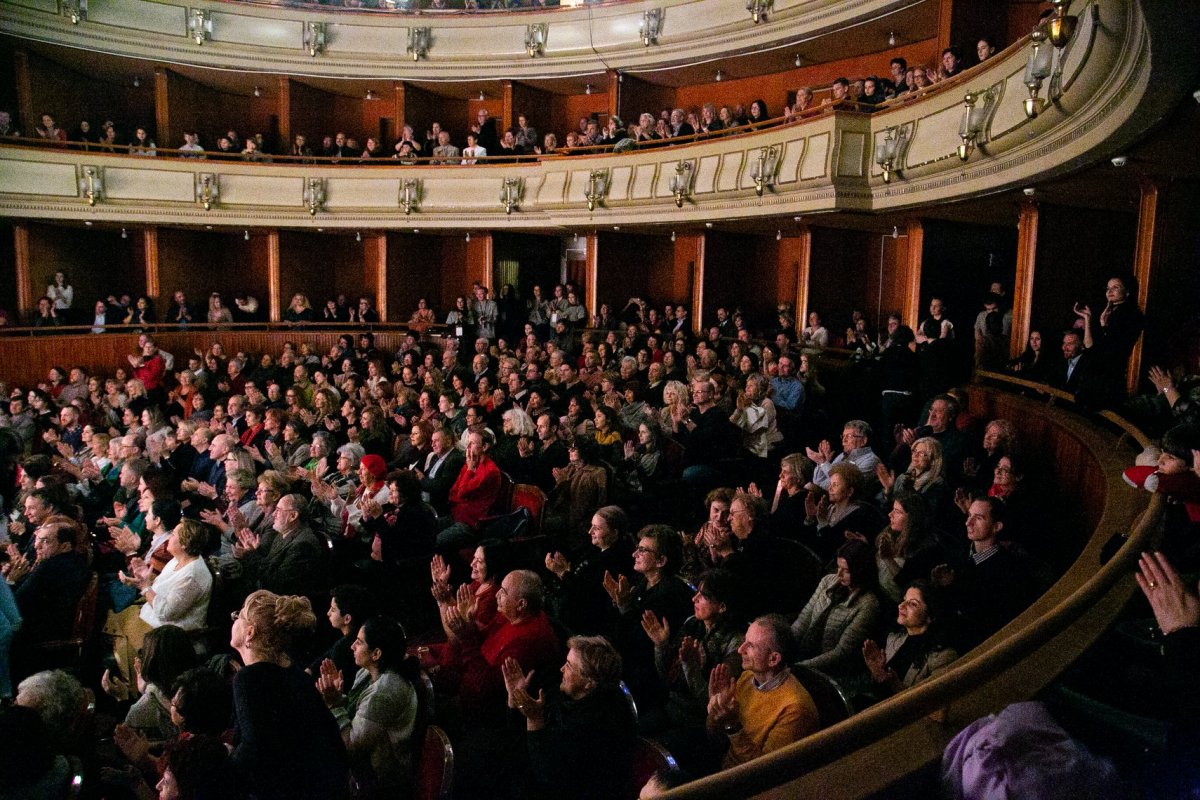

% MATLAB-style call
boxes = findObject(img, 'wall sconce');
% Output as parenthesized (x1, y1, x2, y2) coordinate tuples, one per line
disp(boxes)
(303, 178, 326, 216)
(958, 89, 994, 160)
(746, 0, 772, 24)
(63, 0, 87, 25)
(640, 8, 664, 46)
(584, 169, 610, 212)
(501, 177, 524, 215)
(668, 161, 693, 208)
(78, 165, 103, 206)
(195, 173, 220, 210)
(188, 9, 212, 45)
(407, 27, 431, 61)
(525, 23, 547, 58)
(1046, 0, 1078, 48)
(875, 127, 908, 182)
(1022, 29, 1055, 118)
(398, 178, 421, 216)
(302, 21, 326, 57)
(749, 146, 780, 196)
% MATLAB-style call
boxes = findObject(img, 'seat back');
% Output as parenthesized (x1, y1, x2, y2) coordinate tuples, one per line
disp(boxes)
(72, 572, 99, 641)
(630, 736, 678, 798)
(415, 724, 454, 800)
(791, 663, 855, 728)
(510, 483, 547, 535)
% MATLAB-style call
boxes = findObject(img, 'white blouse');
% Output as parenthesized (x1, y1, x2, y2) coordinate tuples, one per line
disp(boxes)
(139, 556, 212, 630)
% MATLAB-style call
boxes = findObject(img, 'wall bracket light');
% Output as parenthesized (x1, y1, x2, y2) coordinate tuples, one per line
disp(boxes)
(746, 0, 772, 24)
(399, 178, 421, 216)
(875, 127, 909, 182)
(303, 177, 326, 216)
(302, 21, 326, 56)
(79, 165, 103, 206)
(196, 173, 219, 210)
(958, 89, 996, 160)
(1046, 0, 1078, 48)
(668, 161, 693, 208)
(63, 0, 87, 25)
(1022, 29, 1055, 118)
(750, 145, 780, 196)
(188, 9, 212, 45)
(501, 177, 524, 215)
(407, 27, 431, 61)
(584, 168, 611, 212)
(640, 8, 664, 46)
(525, 23, 547, 58)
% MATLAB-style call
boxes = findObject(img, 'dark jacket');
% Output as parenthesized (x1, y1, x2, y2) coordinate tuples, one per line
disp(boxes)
(526, 684, 637, 800)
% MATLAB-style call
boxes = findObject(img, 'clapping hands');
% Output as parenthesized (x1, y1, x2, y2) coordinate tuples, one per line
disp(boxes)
(316, 658, 345, 707)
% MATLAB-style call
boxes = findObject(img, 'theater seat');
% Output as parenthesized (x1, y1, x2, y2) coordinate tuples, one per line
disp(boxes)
(629, 736, 679, 798)
(31, 571, 99, 668)
(791, 663, 856, 728)
(415, 724, 454, 800)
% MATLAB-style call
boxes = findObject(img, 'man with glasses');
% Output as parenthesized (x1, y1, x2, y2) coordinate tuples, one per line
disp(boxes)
(809, 419, 881, 492)
(234, 493, 325, 598)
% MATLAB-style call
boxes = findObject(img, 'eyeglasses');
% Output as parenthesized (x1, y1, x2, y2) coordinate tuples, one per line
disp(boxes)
(230, 610, 241, 622)
(634, 546, 659, 555)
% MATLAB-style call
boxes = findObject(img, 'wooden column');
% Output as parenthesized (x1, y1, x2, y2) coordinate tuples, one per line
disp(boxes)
(266, 231, 281, 322)
(467, 232, 493, 291)
(154, 68, 171, 151)
(1128, 180, 1158, 393)
(13, 222, 32, 316)
(393, 82, 406, 133)
(277, 76, 291, 147)
(13, 50, 33, 137)
(937, 0, 954, 55)
(142, 227, 159, 300)
(1010, 200, 1039, 358)
(792, 226, 812, 331)
(365, 234, 387, 321)
(501, 81, 513, 133)
(901, 219, 924, 327)
(684, 233, 705, 333)
(608, 69, 620, 120)
(584, 233, 599, 321)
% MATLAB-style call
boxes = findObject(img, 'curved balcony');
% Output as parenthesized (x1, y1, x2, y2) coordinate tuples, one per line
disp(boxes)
(0, 0, 933, 79)
(0, 0, 1188, 230)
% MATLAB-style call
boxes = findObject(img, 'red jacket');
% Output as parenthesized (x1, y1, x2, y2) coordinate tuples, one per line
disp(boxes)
(133, 353, 166, 391)
(448, 455, 502, 528)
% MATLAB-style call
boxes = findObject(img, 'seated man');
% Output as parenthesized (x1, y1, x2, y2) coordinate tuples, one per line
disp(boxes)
(437, 430, 503, 549)
(706, 614, 819, 768)
(234, 493, 326, 600)
(10, 519, 89, 646)
(893, 395, 968, 481)
(810, 419, 881, 492)
(415, 428, 465, 516)
(933, 497, 1039, 650)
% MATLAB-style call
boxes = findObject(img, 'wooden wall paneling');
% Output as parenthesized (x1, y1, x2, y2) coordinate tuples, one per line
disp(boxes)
(808, 226, 873, 340)
(509, 82, 552, 149)
(277, 231, 362, 311)
(616, 75, 675, 131)
(440, 238, 470, 306)
(918, 218, 1018, 348)
(501, 80, 514, 133)
(154, 68, 171, 152)
(386, 232, 440, 321)
(552, 92, 610, 143)
(1030, 204, 1137, 346)
(22, 49, 149, 140)
(594, 232, 673, 315)
(12, 49, 33, 136)
(779, 229, 810, 330)
(466, 232, 493, 290)
(141, 227, 158, 300)
(392, 81, 406, 135)
(404, 85, 467, 148)
(361, 89, 393, 148)
(277, 76, 292, 146)
(288, 79, 336, 150)
(165, 69, 253, 152)
(1126, 180, 1158, 393)
(266, 231, 280, 322)
(156, 228, 260, 313)
(1139, 180, 1200, 373)
(0, 223, 16, 320)
(26, 223, 143, 319)
(493, 232, 565, 303)
(670, 233, 702, 330)
(865, 228, 912, 336)
(365, 233, 387, 320)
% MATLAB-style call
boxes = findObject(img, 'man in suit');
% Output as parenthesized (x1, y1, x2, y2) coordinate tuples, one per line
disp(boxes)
(11, 519, 88, 645)
(1054, 329, 1099, 406)
(416, 428, 465, 517)
(235, 493, 326, 599)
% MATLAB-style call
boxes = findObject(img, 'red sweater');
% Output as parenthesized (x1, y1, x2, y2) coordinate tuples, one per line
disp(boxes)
(448, 456, 503, 528)
(133, 353, 166, 391)
(456, 611, 560, 718)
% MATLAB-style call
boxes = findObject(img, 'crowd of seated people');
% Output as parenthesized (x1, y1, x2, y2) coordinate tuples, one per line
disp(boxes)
(0, 254, 1162, 798)
(0, 34, 1004, 169)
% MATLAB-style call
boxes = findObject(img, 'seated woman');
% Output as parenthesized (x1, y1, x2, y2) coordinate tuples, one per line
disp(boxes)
(619, 421, 665, 496)
(229, 590, 349, 800)
(682, 487, 736, 583)
(871, 492, 944, 604)
(503, 635, 637, 800)
(317, 616, 420, 799)
(802, 462, 883, 560)
(106, 624, 198, 742)
(407, 298, 436, 334)
(760, 452, 813, 539)
(877, 436, 948, 521)
(591, 405, 624, 462)
(544, 505, 635, 636)
(545, 438, 610, 554)
(791, 539, 881, 677)
(430, 541, 509, 635)
(284, 294, 316, 325)
(640, 568, 745, 773)
(560, 395, 595, 443)
(860, 580, 957, 701)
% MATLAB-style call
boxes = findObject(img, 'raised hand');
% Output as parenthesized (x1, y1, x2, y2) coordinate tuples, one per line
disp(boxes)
(544, 551, 570, 579)
(876, 530, 896, 559)
(706, 663, 738, 727)
(679, 635, 704, 672)
(804, 491, 819, 520)
(456, 582, 479, 623)
(1072, 302, 1091, 321)
(113, 723, 150, 765)
(1149, 366, 1175, 394)
(1137, 551, 1200, 635)
(234, 528, 260, 556)
(430, 554, 451, 586)
(875, 462, 895, 492)
(862, 639, 891, 682)
(316, 658, 345, 706)
(640, 610, 670, 647)
(441, 604, 470, 640)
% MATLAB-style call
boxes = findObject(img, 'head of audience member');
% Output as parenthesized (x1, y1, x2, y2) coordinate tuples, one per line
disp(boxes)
(831, 77, 850, 101)
(896, 579, 946, 637)
(497, 569, 543, 625)
(232, 590, 317, 665)
(693, 568, 745, 631)
(588, 505, 629, 551)
(633, 524, 683, 585)
(15, 669, 85, 741)
(976, 38, 996, 62)
(729, 492, 767, 541)
(737, 614, 795, 681)
(560, 635, 622, 701)
(158, 734, 239, 800)
(925, 395, 958, 434)
(327, 584, 375, 639)
(270, 493, 305, 536)
(841, 420, 871, 454)
(827, 462, 864, 509)
(965, 497, 1006, 551)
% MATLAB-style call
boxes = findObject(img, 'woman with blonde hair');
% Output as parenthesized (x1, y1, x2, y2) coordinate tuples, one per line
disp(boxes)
(207, 293, 233, 327)
(230, 590, 349, 800)
(658, 379, 691, 434)
(284, 294, 315, 325)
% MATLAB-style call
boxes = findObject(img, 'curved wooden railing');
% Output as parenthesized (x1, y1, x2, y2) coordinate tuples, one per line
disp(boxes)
(664, 381, 1148, 798)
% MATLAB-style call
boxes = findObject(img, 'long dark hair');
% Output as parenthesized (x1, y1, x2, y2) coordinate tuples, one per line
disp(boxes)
(360, 616, 421, 682)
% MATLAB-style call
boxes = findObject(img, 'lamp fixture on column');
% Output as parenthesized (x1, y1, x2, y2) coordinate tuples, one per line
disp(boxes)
(668, 161, 693, 208)
(746, 0, 772, 24)
(1022, 29, 1054, 118)
(79, 166, 104, 206)
(958, 89, 995, 160)
(1046, 0, 1078, 47)
(584, 169, 610, 212)
(407, 27, 431, 61)
(189, 9, 212, 45)
(500, 177, 524, 215)
(640, 8, 664, 46)
(749, 146, 780, 196)
(196, 173, 220, 210)
(303, 177, 326, 216)
(302, 21, 326, 56)
(399, 178, 421, 216)
(525, 23, 547, 57)
(63, 0, 86, 24)
(875, 126, 909, 182)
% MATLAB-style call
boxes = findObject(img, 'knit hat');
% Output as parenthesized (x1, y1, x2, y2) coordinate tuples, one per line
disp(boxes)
(360, 454, 387, 481)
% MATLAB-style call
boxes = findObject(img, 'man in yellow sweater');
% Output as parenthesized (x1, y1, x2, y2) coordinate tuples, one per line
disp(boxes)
(706, 614, 820, 767)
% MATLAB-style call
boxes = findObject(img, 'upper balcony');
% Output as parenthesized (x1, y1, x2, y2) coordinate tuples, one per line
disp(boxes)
(1, 0, 1192, 232)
